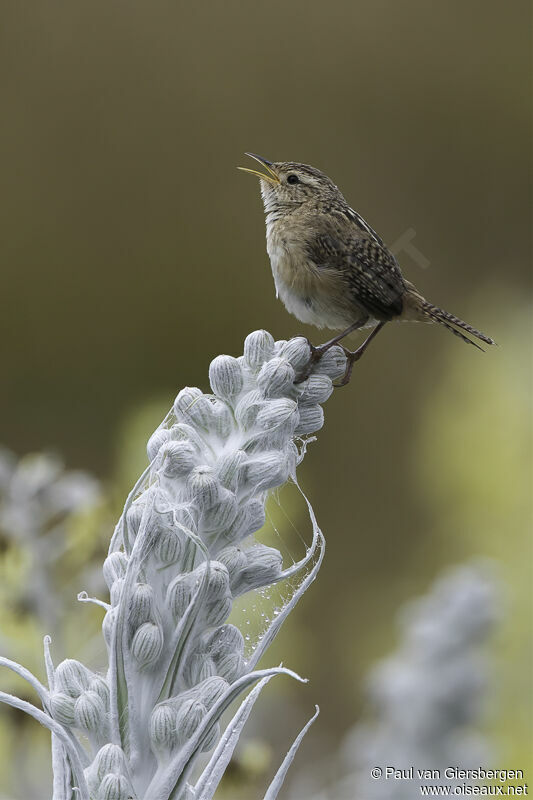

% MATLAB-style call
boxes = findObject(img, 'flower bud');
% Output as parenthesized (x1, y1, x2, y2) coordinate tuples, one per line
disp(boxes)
(201, 489, 238, 532)
(195, 656, 216, 684)
(147, 427, 171, 462)
(125, 502, 144, 539)
(175, 698, 206, 745)
(55, 659, 90, 697)
(110, 578, 125, 607)
(242, 451, 289, 492)
(49, 691, 76, 725)
(234, 390, 265, 430)
(74, 690, 106, 733)
(216, 546, 248, 581)
(186, 466, 221, 510)
(98, 773, 132, 800)
(277, 337, 311, 371)
(226, 499, 266, 542)
(194, 676, 229, 708)
(243, 330, 275, 370)
(234, 545, 283, 593)
(255, 398, 299, 438)
(314, 345, 346, 379)
(299, 373, 334, 404)
(205, 595, 232, 627)
(154, 526, 183, 565)
(166, 573, 193, 621)
(215, 651, 244, 682)
(131, 622, 164, 669)
(205, 623, 244, 660)
(169, 422, 207, 454)
(295, 404, 324, 435)
(150, 703, 177, 751)
(174, 387, 213, 430)
(209, 399, 234, 439)
(204, 561, 231, 603)
(216, 449, 247, 492)
(129, 583, 156, 627)
(257, 357, 295, 399)
(159, 441, 197, 478)
(187, 560, 230, 614)
(209, 355, 244, 400)
(89, 676, 110, 708)
(91, 743, 128, 783)
(183, 653, 216, 686)
(103, 552, 128, 589)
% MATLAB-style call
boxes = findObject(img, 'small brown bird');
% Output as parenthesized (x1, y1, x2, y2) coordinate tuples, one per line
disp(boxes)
(239, 153, 495, 385)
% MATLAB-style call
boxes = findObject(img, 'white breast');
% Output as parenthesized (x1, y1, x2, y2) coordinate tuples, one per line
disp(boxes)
(265, 220, 356, 330)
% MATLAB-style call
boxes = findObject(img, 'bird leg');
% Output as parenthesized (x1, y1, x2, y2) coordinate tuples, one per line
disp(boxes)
(294, 319, 366, 384)
(334, 321, 387, 387)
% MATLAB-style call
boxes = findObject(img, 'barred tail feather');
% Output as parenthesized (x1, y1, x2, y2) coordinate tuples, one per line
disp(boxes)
(421, 301, 496, 350)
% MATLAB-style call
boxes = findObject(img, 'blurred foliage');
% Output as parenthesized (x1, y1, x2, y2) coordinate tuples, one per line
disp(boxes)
(0, 452, 110, 799)
(0, 0, 530, 797)
(0, 452, 107, 665)
(414, 291, 533, 774)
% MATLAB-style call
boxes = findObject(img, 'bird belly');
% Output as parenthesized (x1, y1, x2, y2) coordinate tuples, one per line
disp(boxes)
(277, 281, 353, 329)
(267, 233, 367, 330)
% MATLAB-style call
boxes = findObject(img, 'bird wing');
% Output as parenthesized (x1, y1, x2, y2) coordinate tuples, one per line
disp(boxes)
(344, 205, 387, 247)
(307, 222, 406, 319)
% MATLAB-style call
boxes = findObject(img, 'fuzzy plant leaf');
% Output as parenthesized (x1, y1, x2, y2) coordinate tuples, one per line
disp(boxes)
(263, 705, 320, 800)
(194, 674, 276, 800)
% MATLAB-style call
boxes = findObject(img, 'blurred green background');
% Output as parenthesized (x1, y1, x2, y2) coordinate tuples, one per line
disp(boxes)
(0, 0, 531, 796)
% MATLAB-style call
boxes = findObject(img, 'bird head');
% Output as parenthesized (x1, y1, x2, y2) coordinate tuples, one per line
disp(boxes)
(238, 153, 343, 214)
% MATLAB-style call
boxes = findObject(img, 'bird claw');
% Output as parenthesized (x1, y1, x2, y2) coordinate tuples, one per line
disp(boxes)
(332, 347, 361, 388)
(294, 340, 360, 386)
(293, 339, 329, 384)
(294, 322, 385, 386)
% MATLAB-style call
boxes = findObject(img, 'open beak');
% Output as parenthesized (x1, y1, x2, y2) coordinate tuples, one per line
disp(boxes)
(237, 152, 280, 185)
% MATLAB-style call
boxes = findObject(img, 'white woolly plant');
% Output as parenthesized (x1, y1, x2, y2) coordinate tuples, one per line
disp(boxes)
(0, 330, 347, 800)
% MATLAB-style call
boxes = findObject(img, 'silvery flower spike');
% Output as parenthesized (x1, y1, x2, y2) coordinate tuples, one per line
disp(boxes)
(0, 330, 346, 800)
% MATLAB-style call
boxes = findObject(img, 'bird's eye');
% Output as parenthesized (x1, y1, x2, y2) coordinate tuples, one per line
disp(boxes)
(287, 174, 300, 185)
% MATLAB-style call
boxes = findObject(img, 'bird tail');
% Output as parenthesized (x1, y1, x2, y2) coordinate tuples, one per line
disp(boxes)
(420, 300, 496, 351)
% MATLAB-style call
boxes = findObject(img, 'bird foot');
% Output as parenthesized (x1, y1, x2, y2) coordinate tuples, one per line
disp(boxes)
(293, 339, 331, 384)
(294, 320, 386, 385)
(332, 321, 388, 387)
(332, 346, 364, 388)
